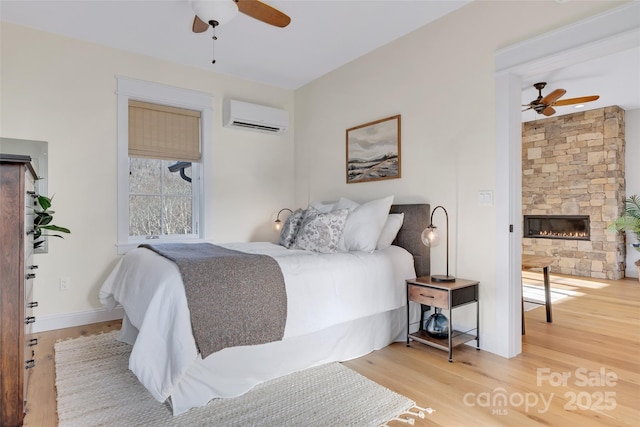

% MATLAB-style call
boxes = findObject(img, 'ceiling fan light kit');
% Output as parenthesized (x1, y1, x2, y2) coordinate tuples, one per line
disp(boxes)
(190, 0, 239, 26)
(190, 0, 291, 64)
(190, 0, 291, 34)
(522, 82, 599, 117)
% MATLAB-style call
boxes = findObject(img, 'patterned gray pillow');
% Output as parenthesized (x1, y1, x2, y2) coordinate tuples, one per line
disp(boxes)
(279, 208, 305, 248)
(292, 207, 348, 253)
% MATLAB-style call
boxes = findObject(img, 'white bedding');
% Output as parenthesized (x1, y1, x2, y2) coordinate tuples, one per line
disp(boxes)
(99, 242, 418, 414)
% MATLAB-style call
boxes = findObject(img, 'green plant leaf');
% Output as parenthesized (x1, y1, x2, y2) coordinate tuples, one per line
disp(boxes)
(40, 224, 71, 234)
(609, 195, 640, 244)
(625, 195, 640, 218)
(32, 194, 70, 245)
(37, 195, 52, 211)
(35, 213, 53, 226)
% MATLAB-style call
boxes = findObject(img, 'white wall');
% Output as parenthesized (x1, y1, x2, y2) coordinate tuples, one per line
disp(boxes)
(0, 1, 629, 341)
(625, 109, 640, 277)
(293, 0, 627, 356)
(1, 22, 294, 321)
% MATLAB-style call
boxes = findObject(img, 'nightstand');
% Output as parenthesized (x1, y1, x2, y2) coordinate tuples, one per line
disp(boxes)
(406, 277, 479, 362)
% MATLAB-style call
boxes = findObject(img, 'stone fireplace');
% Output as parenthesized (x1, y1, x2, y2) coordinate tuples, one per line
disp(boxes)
(522, 106, 626, 280)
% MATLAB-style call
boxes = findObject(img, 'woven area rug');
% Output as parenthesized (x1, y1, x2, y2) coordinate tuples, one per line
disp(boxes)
(55, 331, 427, 426)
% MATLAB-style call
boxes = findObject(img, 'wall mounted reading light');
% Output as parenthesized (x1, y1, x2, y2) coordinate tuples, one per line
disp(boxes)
(274, 208, 293, 231)
(421, 205, 455, 282)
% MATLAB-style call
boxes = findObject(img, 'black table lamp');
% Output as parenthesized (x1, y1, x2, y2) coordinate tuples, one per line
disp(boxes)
(421, 205, 455, 282)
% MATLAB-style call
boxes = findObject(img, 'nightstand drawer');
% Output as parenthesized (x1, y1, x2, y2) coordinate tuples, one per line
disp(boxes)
(408, 284, 448, 309)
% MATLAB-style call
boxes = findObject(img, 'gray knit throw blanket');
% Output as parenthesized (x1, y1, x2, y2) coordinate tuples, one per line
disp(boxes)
(139, 243, 287, 358)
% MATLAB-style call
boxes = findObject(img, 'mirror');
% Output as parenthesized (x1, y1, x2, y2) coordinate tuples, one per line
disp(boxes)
(0, 137, 49, 252)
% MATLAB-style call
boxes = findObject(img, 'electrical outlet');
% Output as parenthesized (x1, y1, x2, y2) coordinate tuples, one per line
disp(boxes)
(60, 277, 71, 291)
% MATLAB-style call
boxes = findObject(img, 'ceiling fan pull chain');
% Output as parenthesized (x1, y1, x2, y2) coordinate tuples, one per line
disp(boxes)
(209, 20, 219, 64)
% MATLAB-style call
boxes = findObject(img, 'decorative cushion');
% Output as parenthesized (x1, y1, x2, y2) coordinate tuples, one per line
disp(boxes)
(335, 195, 394, 253)
(279, 208, 305, 248)
(376, 213, 405, 250)
(292, 207, 349, 253)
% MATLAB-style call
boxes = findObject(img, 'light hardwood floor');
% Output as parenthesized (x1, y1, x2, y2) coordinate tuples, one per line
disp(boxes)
(24, 274, 639, 427)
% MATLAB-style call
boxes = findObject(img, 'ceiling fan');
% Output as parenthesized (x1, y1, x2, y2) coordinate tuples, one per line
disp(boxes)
(189, 0, 290, 63)
(190, 0, 291, 34)
(522, 82, 599, 117)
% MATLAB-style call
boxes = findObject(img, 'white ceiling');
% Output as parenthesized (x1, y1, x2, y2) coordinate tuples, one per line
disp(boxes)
(2, 0, 638, 118)
(0, 0, 471, 89)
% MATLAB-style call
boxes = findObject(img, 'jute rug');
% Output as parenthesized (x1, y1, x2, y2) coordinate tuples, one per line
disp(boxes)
(55, 331, 429, 426)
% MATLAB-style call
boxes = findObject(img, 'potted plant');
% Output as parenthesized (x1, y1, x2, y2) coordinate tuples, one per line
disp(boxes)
(608, 194, 640, 280)
(33, 195, 71, 249)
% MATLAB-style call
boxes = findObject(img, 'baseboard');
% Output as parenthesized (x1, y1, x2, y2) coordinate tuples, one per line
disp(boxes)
(32, 307, 124, 333)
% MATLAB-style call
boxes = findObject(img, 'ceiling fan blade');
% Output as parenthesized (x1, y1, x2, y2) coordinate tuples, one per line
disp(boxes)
(539, 88, 566, 106)
(553, 95, 600, 106)
(192, 16, 209, 33)
(542, 106, 556, 116)
(235, 0, 291, 28)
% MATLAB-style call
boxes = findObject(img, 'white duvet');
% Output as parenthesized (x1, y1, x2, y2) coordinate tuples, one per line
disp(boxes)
(99, 242, 416, 413)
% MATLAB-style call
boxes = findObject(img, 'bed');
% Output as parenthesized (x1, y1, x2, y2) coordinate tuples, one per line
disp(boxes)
(99, 202, 430, 415)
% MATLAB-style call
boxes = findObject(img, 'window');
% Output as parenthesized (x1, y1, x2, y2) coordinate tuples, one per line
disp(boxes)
(116, 77, 212, 253)
(128, 158, 195, 237)
(127, 100, 200, 239)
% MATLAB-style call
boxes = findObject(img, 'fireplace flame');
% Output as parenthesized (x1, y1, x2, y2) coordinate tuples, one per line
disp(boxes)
(537, 230, 589, 238)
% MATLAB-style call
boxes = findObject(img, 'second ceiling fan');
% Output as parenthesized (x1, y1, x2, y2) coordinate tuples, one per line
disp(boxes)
(522, 82, 599, 117)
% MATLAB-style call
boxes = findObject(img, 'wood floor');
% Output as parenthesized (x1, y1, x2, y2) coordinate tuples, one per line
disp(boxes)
(23, 273, 639, 427)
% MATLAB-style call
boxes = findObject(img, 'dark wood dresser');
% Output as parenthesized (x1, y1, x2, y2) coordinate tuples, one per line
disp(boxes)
(0, 154, 39, 427)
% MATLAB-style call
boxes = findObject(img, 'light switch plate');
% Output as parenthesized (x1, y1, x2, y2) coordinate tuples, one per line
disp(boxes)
(478, 190, 493, 206)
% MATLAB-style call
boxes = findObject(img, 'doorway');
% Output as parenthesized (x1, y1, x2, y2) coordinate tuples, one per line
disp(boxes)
(494, 3, 640, 358)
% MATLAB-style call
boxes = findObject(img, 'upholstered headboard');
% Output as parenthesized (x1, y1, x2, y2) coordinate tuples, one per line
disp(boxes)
(390, 204, 430, 278)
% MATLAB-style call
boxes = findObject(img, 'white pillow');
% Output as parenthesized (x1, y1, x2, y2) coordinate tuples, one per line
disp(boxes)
(309, 201, 336, 213)
(335, 195, 394, 252)
(333, 197, 360, 212)
(376, 213, 405, 250)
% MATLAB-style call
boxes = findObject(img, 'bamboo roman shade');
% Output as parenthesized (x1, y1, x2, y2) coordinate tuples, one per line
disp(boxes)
(128, 100, 201, 161)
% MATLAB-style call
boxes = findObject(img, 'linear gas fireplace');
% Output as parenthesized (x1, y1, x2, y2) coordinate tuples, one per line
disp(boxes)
(523, 215, 590, 240)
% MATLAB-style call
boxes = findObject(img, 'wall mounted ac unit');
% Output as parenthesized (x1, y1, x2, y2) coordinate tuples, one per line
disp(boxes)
(223, 99, 289, 134)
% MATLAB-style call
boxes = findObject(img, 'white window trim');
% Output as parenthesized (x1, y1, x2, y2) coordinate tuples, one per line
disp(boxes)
(116, 76, 213, 254)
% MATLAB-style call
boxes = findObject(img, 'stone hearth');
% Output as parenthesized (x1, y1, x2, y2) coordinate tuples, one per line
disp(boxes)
(522, 106, 626, 280)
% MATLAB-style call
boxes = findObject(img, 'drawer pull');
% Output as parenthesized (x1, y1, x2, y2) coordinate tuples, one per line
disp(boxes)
(25, 316, 36, 325)
(28, 301, 39, 308)
(419, 294, 435, 298)
(26, 273, 36, 279)
(28, 338, 39, 347)
(29, 265, 39, 270)
(25, 359, 35, 370)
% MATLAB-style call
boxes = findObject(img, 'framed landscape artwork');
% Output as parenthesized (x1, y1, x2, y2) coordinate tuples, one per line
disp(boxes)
(346, 115, 401, 183)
